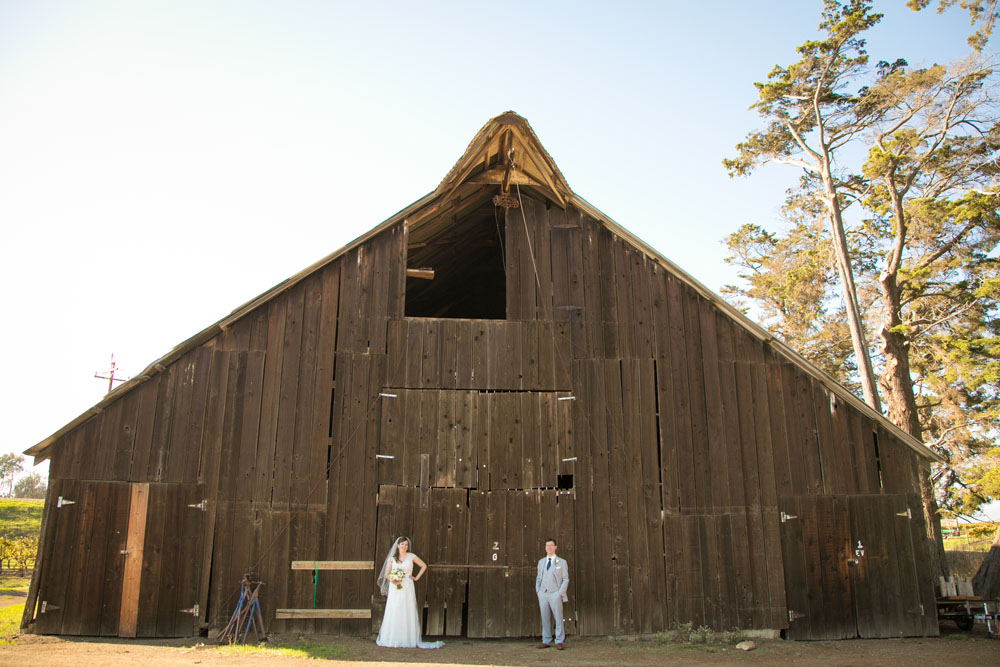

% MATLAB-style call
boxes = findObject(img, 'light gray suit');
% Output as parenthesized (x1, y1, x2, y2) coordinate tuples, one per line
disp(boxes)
(535, 555, 569, 645)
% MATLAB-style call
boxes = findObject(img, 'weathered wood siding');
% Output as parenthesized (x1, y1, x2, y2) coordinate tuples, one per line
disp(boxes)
(30, 195, 936, 640)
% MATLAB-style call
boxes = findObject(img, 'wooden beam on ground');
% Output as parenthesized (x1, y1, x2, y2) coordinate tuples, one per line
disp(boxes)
(290, 560, 374, 570)
(406, 268, 435, 280)
(275, 608, 372, 619)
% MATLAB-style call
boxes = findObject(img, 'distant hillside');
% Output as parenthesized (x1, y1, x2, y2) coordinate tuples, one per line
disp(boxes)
(0, 499, 43, 539)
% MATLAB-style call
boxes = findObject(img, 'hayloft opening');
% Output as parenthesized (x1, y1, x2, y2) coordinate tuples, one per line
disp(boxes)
(405, 206, 507, 319)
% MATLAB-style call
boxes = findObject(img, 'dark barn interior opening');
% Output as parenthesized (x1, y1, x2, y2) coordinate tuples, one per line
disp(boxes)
(405, 204, 507, 319)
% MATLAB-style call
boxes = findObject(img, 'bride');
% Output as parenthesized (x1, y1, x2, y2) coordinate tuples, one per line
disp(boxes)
(375, 536, 444, 649)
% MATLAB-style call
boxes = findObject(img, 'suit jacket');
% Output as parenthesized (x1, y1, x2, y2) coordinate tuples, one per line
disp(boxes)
(535, 556, 569, 602)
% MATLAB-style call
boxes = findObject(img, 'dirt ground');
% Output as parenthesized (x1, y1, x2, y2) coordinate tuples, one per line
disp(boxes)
(1, 622, 997, 667)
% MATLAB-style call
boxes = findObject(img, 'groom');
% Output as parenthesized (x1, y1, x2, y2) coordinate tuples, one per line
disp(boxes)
(535, 537, 569, 650)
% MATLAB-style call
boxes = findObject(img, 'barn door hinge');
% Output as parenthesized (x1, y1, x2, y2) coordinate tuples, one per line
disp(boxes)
(780, 511, 798, 523)
(788, 609, 806, 623)
(180, 603, 200, 617)
(40, 601, 60, 613)
(56, 496, 75, 508)
(187, 500, 208, 511)
(895, 508, 912, 519)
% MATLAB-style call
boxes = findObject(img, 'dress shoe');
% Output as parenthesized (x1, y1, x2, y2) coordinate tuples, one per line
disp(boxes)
(536, 643, 550, 649)
(556, 643, 564, 650)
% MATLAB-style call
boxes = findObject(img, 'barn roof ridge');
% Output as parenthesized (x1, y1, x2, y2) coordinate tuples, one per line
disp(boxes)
(25, 111, 942, 464)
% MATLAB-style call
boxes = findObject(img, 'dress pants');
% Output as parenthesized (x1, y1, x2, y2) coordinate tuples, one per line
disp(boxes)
(538, 590, 564, 644)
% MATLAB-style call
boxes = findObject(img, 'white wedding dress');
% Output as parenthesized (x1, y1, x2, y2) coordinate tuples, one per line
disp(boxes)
(375, 553, 444, 649)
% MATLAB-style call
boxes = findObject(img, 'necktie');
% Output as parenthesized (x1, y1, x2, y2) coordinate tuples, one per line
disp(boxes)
(546, 558, 552, 570)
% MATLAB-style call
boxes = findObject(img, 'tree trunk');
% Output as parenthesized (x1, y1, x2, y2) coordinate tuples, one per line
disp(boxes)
(878, 184, 949, 580)
(819, 178, 882, 412)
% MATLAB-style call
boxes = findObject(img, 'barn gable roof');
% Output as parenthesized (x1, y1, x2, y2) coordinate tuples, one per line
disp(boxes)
(25, 111, 943, 464)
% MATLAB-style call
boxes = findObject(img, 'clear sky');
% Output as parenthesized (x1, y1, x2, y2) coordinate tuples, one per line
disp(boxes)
(0, 2, 986, 496)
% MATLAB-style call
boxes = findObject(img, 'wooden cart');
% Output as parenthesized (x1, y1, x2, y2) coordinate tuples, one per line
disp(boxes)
(936, 596, 1000, 637)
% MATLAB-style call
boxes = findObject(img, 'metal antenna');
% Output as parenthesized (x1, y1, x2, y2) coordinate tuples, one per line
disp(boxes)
(94, 354, 128, 395)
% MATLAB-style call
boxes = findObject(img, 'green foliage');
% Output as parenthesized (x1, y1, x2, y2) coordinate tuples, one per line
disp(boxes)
(0, 500, 43, 539)
(0, 603, 22, 645)
(214, 640, 350, 659)
(725, 0, 1000, 525)
(0, 454, 23, 497)
(909, 0, 998, 51)
(12, 473, 45, 500)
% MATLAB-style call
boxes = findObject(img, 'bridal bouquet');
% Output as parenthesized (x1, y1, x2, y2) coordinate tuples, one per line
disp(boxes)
(386, 567, 406, 589)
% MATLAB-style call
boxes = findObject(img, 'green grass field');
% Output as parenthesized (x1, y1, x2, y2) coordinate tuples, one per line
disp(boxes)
(0, 500, 43, 540)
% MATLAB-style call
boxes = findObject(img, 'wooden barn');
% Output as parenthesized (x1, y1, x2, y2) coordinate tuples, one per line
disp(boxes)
(22, 112, 943, 641)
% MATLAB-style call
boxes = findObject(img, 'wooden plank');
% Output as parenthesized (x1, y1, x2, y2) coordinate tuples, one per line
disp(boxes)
(290, 274, 325, 506)
(217, 353, 247, 503)
(469, 321, 494, 389)
(570, 360, 596, 634)
(135, 483, 167, 637)
(630, 250, 654, 359)
(604, 360, 632, 631)
(253, 295, 287, 503)
(58, 482, 100, 635)
(522, 321, 539, 390)
(110, 391, 142, 481)
(436, 390, 456, 487)
(586, 361, 613, 634)
(276, 609, 371, 619)
(779, 497, 810, 639)
(118, 483, 149, 637)
(782, 364, 819, 495)
(405, 319, 423, 388)
(455, 390, 476, 488)
(152, 484, 187, 637)
(764, 352, 794, 499)
(77, 483, 119, 635)
(454, 321, 475, 389)
(579, 223, 603, 359)
(518, 490, 541, 637)
(272, 286, 306, 506)
(146, 362, 179, 482)
(530, 196, 553, 321)
(698, 305, 728, 511)
(20, 481, 56, 632)
(34, 479, 74, 634)
(385, 223, 407, 319)
(813, 385, 840, 494)
(290, 560, 375, 570)
(378, 387, 403, 486)
(236, 351, 266, 502)
(829, 393, 858, 494)
(597, 228, 619, 358)
(502, 491, 523, 637)
(385, 319, 407, 387)
(612, 239, 636, 359)
(668, 514, 705, 627)
(174, 484, 205, 637)
(94, 482, 131, 637)
(484, 491, 508, 636)
(421, 319, 440, 387)
(440, 320, 459, 390)
(682, 288, 711, 512)
(466, 490, 487, 637)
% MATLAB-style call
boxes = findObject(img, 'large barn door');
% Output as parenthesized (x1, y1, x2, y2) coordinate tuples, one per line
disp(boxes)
(373, 485, 470, 637)
(33, 480, 205, 637)
(34, 479, 131, 635)
(128, 482, 207, 637)
(780, 494, 930, 640)
(466, 489, 575, 638)
(849, 494, 927, 638)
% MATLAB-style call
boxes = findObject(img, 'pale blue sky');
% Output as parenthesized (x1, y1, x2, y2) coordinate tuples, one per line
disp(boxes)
(0, 2, 985, 503)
